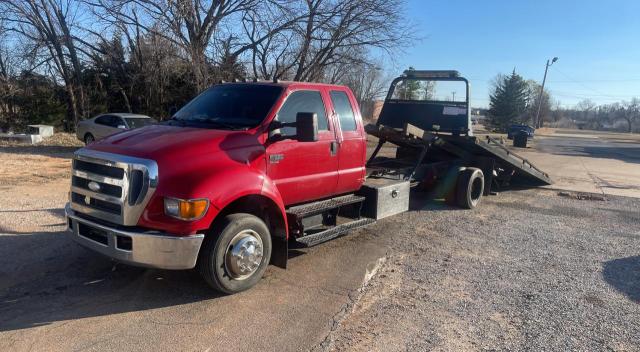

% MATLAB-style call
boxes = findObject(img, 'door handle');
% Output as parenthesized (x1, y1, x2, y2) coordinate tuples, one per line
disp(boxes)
(330, 141, 338, 156)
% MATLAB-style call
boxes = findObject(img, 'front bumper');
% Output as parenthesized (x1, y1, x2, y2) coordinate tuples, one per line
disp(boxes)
(65, 203, 204, 270)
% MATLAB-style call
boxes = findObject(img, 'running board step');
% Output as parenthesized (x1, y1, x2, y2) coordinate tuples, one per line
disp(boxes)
(287, 194, 366, 218)
(294, 218, 376, 248)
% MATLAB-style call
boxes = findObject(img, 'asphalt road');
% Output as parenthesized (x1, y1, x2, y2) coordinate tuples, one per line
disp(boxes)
(533, 133, 640, 164)
(511, 131, 640, 198)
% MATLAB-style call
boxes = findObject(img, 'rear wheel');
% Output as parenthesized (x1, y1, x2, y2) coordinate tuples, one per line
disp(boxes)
(455, 168, 484, 209)
(197, 213, 272, 294)
(84, 133, 95, 145)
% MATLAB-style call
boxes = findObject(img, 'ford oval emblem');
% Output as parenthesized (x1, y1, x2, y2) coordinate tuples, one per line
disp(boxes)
(88, 181, 101, 192)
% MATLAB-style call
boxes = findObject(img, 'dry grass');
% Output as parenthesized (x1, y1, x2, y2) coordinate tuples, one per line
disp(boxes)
(0, 133, 82, 186)
(0, 132, 84, 148)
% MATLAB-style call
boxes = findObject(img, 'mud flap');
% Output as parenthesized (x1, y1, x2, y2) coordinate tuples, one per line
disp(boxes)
(270, 236, 288, 269)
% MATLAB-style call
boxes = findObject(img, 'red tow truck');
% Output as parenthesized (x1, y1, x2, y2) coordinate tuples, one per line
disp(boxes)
(66, 70, 551, 293)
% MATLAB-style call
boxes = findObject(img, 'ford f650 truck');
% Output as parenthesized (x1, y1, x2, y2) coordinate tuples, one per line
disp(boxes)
(66, 70, 551, 294)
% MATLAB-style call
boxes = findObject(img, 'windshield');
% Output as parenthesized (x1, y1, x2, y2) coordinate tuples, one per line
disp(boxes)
(125, 117, 155, 129)
(172, 84, 283, 129)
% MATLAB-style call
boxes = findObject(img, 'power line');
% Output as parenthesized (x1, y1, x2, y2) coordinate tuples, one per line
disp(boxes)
(550, 90, 638, 99)
(551, 92, 634, 102)
(549, 66, 632, 100)
(548, 78, 640, 83)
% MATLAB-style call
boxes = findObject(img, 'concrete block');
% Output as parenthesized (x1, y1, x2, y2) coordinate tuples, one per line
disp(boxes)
(0, 133, 43, 144)
(27, 125, 54, 137)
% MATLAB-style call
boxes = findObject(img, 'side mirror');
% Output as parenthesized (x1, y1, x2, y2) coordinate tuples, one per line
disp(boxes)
(117, 125, 127, 129)
(295, 112, 318, 142)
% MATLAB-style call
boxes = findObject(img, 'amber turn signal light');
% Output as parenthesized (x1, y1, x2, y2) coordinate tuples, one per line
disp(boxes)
(164, 197, 209, 220)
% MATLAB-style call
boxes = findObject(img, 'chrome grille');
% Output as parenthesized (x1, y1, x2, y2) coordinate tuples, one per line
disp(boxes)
(70, 149, 158, 226)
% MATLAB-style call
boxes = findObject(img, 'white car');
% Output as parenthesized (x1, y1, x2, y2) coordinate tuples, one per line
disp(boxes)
(76, 113, 156, 144)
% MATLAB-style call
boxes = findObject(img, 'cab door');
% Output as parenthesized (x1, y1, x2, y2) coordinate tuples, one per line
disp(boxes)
(329, 89, 366, 194)
(266, 89, 339, 205)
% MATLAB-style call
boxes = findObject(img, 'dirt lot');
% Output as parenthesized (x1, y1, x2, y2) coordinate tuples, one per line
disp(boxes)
(0, 133, 81, 187)
(1, 132, 639, 351)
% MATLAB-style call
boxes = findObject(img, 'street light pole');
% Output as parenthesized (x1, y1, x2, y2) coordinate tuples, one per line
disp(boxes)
(535, 57, 558, 128)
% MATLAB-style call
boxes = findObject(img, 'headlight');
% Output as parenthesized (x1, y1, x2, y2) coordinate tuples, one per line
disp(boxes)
(164, 197, 209, 220)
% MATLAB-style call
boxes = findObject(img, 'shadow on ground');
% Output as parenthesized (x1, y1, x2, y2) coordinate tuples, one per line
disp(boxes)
(548, 145, 640, 164)
(0, 229, 225, 332)
(603, 256, 640, 303)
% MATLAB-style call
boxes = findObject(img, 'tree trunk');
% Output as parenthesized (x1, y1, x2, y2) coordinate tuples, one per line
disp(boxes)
(63, 82, 80, 132)
(191, 44, 208, 92)
(294, 1, 317, 81)
(119, 87, 132, 113)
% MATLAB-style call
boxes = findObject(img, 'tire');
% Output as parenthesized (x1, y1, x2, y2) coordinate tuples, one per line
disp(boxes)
(455, 168, 484, 209)
(197, 213, 272, 294)
(84, 133, 95, 145)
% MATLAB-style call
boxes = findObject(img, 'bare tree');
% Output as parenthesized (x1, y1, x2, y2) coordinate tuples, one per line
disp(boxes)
(620, 98, 640, 133)
(291, 0, 412, 82)
(244, 0, 413, 82)
(334, 62, 387, 118)
(0, 0, 88, 130)
(94, 0, 265, 91)
(0, 0, 417, 130)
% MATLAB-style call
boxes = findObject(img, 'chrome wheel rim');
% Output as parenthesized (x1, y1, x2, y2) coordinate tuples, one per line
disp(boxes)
(224, 230, 264, 280)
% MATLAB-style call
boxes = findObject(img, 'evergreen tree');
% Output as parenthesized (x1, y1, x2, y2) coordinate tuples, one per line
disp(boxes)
(395, 67, 422, 99)
(488, 70, 528, 131)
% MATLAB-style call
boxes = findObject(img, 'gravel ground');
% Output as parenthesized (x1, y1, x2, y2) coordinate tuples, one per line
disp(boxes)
(319, 190, 640, 351)
(1, 137, 639, 351)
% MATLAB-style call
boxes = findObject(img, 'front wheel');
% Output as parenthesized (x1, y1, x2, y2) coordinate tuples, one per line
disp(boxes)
(197, 213, 272, 294)
(84, 133, 95, 145)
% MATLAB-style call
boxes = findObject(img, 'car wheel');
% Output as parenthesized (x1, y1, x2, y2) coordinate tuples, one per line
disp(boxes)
(197, 213, 272, 294)
(84, 133, 95, 145)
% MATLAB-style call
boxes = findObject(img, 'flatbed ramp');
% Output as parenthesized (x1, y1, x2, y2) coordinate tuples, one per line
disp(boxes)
(366, 124, 553, 186)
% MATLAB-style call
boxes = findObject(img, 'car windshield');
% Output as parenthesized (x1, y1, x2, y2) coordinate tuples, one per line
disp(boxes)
(125, 117, 155, 129)
(172, 84, 283, 129)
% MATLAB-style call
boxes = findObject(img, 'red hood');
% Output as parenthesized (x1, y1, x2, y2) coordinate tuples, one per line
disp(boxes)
(87, 124, 262, 161)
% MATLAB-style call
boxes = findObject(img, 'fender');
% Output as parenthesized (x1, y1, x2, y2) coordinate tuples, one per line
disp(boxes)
(137, 163, 288, 238)
(202, 167, 288, 239)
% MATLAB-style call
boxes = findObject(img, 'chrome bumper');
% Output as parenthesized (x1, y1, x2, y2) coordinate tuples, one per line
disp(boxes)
(65, 203, 204, 270)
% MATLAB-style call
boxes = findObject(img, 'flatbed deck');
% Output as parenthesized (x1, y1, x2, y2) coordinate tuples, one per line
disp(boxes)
(365, 124, 552, 186)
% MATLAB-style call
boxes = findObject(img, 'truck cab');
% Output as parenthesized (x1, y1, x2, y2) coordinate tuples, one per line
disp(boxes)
(65, 81, 367, 294)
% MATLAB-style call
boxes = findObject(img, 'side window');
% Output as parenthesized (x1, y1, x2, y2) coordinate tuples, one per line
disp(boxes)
(276, 90, 328, 136)
(330, 91, 357, 132)
(113, 117, 125, 128)
(95, 115, 111, 126)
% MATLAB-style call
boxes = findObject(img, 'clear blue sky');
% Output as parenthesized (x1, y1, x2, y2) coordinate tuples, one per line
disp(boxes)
(391, 0, 640, 108)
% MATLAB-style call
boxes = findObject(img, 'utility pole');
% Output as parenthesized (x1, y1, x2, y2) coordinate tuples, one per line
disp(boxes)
(535, 57, 558, 128)
(452, 91, 456, 101)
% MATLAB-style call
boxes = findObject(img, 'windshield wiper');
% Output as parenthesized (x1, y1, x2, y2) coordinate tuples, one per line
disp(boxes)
(206, 121, 247, 130)
(187, 118, 250, 130)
